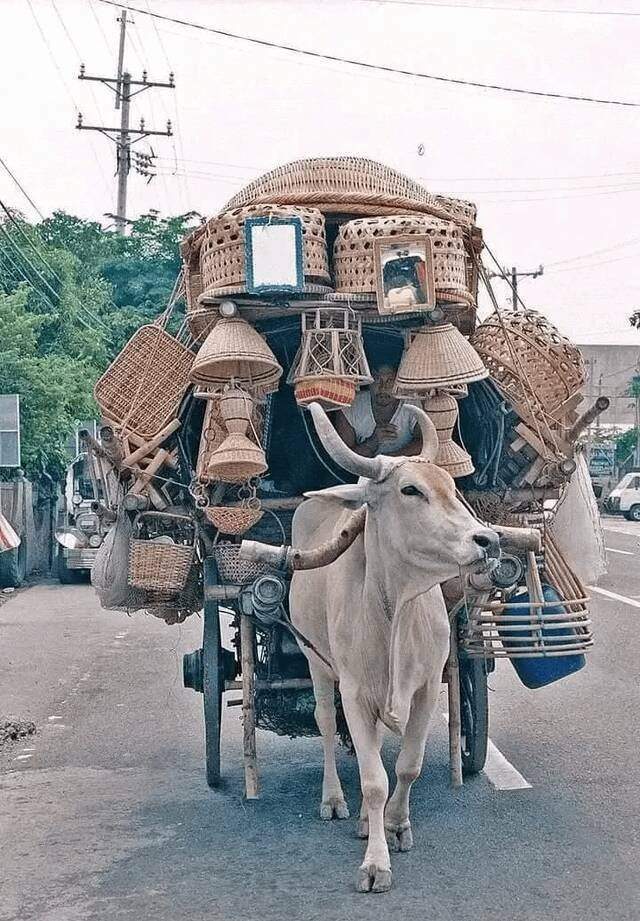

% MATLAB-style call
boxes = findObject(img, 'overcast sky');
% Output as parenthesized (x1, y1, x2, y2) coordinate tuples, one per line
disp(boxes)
(2, 0, 639, 344)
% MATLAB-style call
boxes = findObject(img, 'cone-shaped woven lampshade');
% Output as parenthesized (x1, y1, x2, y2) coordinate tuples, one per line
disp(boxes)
(394, 324, 488, 394)
(190, 317, 283, 391)
(424, 391, 474, 478)
(206, 433, 268, 484)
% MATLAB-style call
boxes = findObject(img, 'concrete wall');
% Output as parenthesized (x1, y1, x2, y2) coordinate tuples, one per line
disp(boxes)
(0, 479, 54, 575)
(577, 344, 640, 430)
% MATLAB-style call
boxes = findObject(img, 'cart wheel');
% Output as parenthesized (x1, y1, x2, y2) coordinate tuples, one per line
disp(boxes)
(459, 657, 489, 776)
(202, 557, 223, 788)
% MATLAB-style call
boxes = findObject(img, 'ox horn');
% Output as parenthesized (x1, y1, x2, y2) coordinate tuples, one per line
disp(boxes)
(308, 402, 387, 480)
(405, 404, 439, 462)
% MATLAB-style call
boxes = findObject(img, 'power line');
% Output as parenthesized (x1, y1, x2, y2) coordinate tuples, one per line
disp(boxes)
(0, 155, 45, 220)
(1, 200, 110, 332)
(95, 0, 640, 108)
(355, 0, 640, 15)
(544, 235, 640, 268)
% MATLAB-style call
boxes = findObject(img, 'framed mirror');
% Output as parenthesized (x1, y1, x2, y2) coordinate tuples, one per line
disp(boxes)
(244, 217, 304, 295)
(373, 234, 436, 315)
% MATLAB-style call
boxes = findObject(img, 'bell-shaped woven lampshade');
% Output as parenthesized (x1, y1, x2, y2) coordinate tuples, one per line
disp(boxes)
(207, 433, 268, 484)
(190, 316, 283, 392)
(424, 391, 474, 478)
(394, 324, 488, 394)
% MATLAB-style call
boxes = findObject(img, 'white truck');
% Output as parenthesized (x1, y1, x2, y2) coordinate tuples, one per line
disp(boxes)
(604, 471, 640, 521)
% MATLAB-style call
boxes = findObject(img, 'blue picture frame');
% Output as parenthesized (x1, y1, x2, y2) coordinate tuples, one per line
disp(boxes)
(244, 216, 304, 295)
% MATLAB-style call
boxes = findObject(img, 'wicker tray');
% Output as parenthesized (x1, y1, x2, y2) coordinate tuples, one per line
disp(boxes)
(199, 204, 331, 298)
(94, 324, 195, 440)
(333, 215, 473, 302)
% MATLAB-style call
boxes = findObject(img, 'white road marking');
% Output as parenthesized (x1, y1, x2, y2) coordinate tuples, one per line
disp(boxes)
(441, 714, 531, 791)
(21, 747, 36, 752)
(483, 740, 532, 791)
(47, 715, 62, 721)
(605, 547, 634, 556)
(14, 754, 33, 761)
(589, 585, 640, 609)
(115, 632, 127, 639)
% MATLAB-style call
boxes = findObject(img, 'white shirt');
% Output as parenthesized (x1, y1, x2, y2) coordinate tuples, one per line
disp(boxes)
(343, 390, 418, 454)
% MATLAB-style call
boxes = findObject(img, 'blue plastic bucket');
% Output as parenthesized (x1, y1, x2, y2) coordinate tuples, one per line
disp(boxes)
(499, 584, 586, 689)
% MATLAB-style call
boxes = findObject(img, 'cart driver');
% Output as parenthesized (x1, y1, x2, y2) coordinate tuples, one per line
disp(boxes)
(333, 365, 423, 458)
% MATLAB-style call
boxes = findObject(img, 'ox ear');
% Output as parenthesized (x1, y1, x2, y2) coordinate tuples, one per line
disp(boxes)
(303, 483, 367, 508)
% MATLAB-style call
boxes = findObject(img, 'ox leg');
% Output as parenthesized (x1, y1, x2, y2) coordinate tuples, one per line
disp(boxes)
(356, 722, 385, 839)
(384, 679, 440, 853)
(310, 666, 349, 821)
(341, 693, 392, 893)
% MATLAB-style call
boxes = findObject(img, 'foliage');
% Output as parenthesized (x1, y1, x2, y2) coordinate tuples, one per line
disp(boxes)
(615, 427, 638, 463)
(0, 209, 200, 479)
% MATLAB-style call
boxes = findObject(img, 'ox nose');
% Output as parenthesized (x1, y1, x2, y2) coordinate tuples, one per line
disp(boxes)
(472, 529, 501, 559)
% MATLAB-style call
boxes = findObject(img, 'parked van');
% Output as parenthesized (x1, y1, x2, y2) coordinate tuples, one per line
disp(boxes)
(604, 471, 640, 521)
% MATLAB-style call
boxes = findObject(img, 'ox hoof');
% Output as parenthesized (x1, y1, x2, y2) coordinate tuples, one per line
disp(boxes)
(320, 797, 350, 820)
(356, 817, 369, 839)
(356, 864, 393, 893)
(385, 820, 413, 852)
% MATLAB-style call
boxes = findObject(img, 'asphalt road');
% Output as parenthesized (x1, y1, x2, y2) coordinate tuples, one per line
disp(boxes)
(1, 519, 639, 921)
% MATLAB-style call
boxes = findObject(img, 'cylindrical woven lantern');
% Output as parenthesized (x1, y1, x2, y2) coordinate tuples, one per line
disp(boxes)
(424, 391, 474, 478)
(190, 316, 283, 392)
(394, 323, 488, 394)
(289, 308, 371, 410)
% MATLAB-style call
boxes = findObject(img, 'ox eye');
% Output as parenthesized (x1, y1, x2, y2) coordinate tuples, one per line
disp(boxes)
(401, 484, 424, 498)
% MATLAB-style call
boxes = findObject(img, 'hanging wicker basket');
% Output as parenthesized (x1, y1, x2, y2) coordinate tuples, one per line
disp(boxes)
(199, 204, 331, 298)
(424, 391, 474, 477)
(213, 542, 271, 584)
(204, 505, 264, 535)
(190, 316, 282, 391)
(94, 324, 195, 440)
(332, 215, 473, 304)
(128, 513, 197, 594)
(394, 324, 488, 393)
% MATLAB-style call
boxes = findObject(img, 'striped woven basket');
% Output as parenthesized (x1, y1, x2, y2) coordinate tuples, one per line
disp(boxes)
(294, 376, 357, 410)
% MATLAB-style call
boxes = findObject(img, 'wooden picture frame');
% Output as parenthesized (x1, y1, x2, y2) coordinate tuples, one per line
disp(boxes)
(373, 234, 436, 315)
(244, 216, 304, 295)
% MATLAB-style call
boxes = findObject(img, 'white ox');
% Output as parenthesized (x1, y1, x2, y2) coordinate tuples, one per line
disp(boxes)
(289, 402, 499, 893)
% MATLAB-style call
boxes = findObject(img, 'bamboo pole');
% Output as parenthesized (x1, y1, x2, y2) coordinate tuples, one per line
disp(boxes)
(447, 624, 463, 789)
(240, 615, 259, 800)
(121, 419, 181, 469)
(130, 448, 169, 496)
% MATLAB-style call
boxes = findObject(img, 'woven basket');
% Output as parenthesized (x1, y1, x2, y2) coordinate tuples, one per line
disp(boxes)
(199, 204, 331, 298)
(294, 376, 357, 410)
(94, 324, 195, 440)
(128, 537, 195, 594)
(186, 305, 219, 345)
(394, 324, 488, 393)
(470, 310, 586, 425)
(204, 505, 264, 535)
(424, 392, 474, 477)
(222, 158, 476, 228)
(190, 317, 282, 391)
(196, 398, 264, 484)
(332, 215, 472, 302)
(213, 542, 271, 584)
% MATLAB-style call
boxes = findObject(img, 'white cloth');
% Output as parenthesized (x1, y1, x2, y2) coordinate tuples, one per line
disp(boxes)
(343, 390, 418, 454)
(549, 451, 607, 585)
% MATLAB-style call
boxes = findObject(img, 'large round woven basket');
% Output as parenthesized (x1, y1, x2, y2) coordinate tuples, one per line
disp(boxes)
(222, 157, 476, 228)
(332, 215, 473, 303)
(470, 310, 586, 423)
(199, 204, 331, 298)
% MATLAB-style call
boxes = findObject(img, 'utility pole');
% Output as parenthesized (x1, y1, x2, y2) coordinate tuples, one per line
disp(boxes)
(76, 10, 174, 234)
(488, 264, 544, 309)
